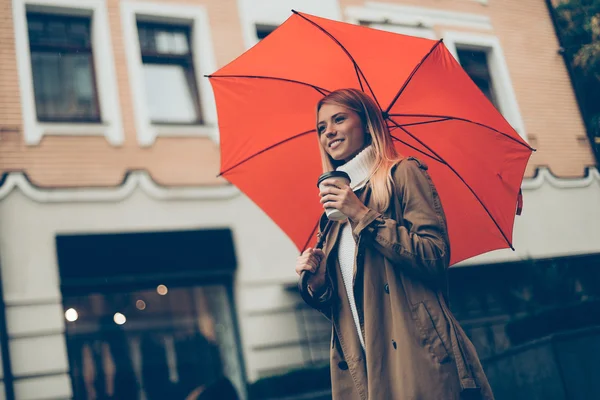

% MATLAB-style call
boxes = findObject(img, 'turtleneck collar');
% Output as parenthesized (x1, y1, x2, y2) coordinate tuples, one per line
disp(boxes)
(336, 145, 376, 191)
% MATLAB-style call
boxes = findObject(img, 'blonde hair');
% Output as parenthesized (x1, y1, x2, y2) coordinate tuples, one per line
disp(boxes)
(316, 88, 402, 212)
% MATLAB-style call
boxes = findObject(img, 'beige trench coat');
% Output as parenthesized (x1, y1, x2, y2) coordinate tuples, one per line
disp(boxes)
(300, 157, 494, 400)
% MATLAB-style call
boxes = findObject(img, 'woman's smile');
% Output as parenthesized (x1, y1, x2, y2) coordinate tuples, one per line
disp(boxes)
(328, 138, 344, 150)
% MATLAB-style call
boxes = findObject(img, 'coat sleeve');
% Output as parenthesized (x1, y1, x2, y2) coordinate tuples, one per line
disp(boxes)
(350, 158, 450, 286)
(298, 217, 335, 320)
(300, 277, 334, 321)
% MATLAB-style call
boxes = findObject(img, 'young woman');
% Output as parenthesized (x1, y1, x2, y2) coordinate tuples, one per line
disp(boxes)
(295, 88, 494, 399)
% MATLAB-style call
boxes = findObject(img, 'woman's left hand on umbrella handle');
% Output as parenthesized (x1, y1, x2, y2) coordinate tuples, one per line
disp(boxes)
(319, 179, 369, 222)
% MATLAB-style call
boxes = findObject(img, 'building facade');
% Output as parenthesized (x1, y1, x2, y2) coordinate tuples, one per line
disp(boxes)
(0, 0, 599, 399)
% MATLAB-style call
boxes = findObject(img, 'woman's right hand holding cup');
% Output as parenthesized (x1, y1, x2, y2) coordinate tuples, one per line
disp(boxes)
(295, 248, 327, 293)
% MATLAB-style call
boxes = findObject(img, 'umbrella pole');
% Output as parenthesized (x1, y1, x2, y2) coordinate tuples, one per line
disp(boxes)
(298, 220, 333, 308)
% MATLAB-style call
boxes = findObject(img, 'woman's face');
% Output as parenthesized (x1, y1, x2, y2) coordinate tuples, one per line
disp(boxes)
(317, 103, 368, 163)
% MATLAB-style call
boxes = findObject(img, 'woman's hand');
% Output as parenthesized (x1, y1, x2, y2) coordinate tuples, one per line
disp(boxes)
(319, 178, 369, 222)
(295, 248, 327, 293)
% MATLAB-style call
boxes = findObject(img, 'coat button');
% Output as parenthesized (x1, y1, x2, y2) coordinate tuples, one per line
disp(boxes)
(338, 361, 349, 370)
(392, 340, 397, 349)
(384, 284, 389, 294)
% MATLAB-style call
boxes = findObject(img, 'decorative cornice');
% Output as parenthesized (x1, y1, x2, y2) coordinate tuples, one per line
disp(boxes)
(0, 167, 597, 203)
(346, 2, 492, 31)
(0, 170, 239, 202)
(521, 166, 600, 190)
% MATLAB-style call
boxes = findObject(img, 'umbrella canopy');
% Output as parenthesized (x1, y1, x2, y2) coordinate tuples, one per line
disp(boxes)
(208, 11, 533, 265)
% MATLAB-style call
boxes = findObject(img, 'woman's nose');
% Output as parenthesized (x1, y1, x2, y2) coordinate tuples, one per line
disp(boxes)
(325, 128, 336, 138)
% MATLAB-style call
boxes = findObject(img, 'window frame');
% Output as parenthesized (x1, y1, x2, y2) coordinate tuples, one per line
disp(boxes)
(26, 12, 102, 124)
(136, 21, 204, 126)
(443, 31, 528, 141)
(12, 0, 124, 146)
(120, 1, 218, 146)
(455, 47, 500, 110)
(254, 23, 277, 41)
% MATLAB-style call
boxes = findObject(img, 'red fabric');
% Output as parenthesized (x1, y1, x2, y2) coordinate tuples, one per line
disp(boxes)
(208, 11, 533, 265)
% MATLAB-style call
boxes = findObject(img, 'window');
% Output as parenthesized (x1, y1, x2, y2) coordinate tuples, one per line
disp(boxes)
(442, 32, 527, 140)
(13, 0, 123, 145)
(120, 2, 218, 146)
(255, 24, 277, 40)
(27, 13, 100, 122)
(137, 22, 202, 124)
(456, 48, 499, 110)
(64, 285, 241, 399)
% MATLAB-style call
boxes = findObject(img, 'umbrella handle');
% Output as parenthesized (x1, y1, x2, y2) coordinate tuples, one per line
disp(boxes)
(298, 220, 333, 308)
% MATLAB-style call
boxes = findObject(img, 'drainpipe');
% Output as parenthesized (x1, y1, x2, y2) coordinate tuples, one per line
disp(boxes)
(0, 258, 15, 400)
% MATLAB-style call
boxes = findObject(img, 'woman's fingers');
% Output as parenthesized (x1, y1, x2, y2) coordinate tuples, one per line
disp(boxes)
(320, 194, 339, 204)
(320, 178, 342, 189)
(319, 186, 342, 197)
(295, 248, 326, 277)
(296, 262, 316, 275)
(313, 249, 325, 259)
(295, 264, 312, 275)
(295, 249, 323, 275)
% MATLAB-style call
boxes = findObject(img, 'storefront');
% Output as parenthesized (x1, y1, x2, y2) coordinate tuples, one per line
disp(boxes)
(57, 228, 243, 399)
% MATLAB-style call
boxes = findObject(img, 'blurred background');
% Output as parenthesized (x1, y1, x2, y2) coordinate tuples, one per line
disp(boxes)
(0, 0, 599, 399)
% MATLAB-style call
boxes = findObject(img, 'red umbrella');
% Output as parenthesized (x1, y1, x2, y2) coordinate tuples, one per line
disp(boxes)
(208, 11, 533, 265)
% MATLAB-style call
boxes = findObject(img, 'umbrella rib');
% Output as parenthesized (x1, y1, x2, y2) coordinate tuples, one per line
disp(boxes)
(388, 118, 515, 250)
(207, 74, 331, 96)
(390, 135, 444, 164)
(395, 117, 451, 127)
(385, 39, 443, 114)
(389, 113, 535, 151)
(292, 10, 382, 109)
(354, 64, 365, 92)
(218, 129, 316, 177)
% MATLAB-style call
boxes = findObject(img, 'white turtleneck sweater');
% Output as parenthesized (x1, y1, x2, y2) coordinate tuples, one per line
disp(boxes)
(335, 145, 376, 351)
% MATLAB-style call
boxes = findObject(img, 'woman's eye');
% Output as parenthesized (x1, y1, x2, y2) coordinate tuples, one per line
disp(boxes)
(335, 117, 345, 124)
(317, 127, 325, 135)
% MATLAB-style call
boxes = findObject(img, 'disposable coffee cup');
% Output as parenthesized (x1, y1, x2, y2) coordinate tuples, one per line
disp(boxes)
(317, 171, 351, 221)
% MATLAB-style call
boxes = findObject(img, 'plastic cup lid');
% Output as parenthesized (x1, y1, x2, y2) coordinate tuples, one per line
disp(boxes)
(317, 171, 351, 187)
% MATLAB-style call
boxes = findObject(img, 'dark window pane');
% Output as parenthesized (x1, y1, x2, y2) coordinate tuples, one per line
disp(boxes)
(68, 21, 92, 48)
(31, 52, 99, 121)
(256, 24, 277, 40)
(46, 20, 68, 45)
(456, 48, 499, 109)
(138, 25, 156, 53)
(27, 19, 44, 42)
(27, 13, 98, 122)
(27, 14, 92, 49)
